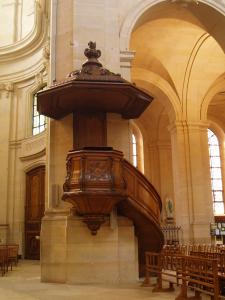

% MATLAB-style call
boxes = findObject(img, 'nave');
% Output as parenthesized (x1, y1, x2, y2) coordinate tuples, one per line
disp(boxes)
(0, 260, 211, 300)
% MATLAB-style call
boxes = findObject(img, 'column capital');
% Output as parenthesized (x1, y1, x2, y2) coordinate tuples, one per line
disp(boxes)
(186, 121, 210, 131)
(168, 120, 210, 134)
(120, 50, 135, 66)
(120, 50, 135, 81)
(0, 82, 14, 99)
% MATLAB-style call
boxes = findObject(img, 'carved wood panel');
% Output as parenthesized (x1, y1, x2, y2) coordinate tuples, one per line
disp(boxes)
(25, 166, 45, 259)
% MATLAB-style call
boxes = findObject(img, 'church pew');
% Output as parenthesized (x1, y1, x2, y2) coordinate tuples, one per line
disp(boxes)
(144, 251, 225, 299)
(176, 255, 219, 300)
(143, 252, 182, 290)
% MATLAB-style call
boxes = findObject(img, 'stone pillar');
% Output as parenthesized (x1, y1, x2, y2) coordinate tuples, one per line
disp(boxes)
(73, 0, 121, 73)
(107, 113, 130, 160)
(169, 121, 213, 243)
(41, 209, 69, 283)
(0, 83, 13, 243)
(41, 210, 138, 284)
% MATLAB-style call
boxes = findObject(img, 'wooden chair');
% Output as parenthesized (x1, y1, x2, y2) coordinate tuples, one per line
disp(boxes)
(6, 244, 19, 270)
(0, 246, 7, 276)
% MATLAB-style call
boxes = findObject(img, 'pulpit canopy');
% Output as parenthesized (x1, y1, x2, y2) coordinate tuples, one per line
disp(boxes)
(37, 41, 153, 119)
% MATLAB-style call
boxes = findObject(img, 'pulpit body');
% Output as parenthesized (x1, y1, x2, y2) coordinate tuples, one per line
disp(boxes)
(62, 149, 126, 235)
(38, 42, 163, 283)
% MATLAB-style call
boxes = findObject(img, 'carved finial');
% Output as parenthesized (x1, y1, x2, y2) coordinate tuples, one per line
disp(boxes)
(84, 41, 101, 60)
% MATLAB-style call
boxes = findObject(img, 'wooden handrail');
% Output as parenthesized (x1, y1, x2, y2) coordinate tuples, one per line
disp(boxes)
(122, 159, 162, 223)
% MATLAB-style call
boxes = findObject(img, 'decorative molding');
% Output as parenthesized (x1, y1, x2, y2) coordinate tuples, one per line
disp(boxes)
(19, 132, 46, 161)
(35, 72, 45, 87)
(9, 139, 22, 149)
(43, 39, 50, 61)
(42, 39, 50, 72)
(0, 58, 48, 84)
(86, 160, 111, 181)
(20, 149, 46, 162)
(0, 0, 48, 62)
(43, 208, 71, 220)
(83, 214, 107, 235)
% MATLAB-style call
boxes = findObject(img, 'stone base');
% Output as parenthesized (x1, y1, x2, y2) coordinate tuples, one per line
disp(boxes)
(40, 209, 138, 284)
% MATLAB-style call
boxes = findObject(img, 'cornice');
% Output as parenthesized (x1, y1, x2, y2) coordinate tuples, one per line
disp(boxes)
(0, 57, 48, 84)
(20, 149, 46, 161)
(0, 0, 48, 63)
(19, 131, 46, 161)
(120, 50, 136, 63)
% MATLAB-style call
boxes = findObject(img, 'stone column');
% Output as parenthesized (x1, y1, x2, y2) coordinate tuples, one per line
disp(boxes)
(169, 121, 213, 243)
(0, 83, 14, 243)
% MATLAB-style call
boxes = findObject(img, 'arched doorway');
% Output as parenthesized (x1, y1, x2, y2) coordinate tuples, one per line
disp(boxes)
(25, 166, 45, 259)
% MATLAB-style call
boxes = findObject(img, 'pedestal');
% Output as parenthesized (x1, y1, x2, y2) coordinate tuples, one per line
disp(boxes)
(41, 209, 138, 284)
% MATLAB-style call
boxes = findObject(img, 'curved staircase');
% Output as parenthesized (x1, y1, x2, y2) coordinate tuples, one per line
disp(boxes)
(118, 159, 164, 276)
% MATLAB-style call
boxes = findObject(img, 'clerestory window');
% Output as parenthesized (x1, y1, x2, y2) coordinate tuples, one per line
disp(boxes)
(208, 129, 224, 215)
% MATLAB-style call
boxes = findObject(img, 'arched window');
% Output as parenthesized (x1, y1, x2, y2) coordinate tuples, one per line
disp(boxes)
(208, 129, 224, 214)
(32, 86, 47, 135)
(132, 133, 138, 167)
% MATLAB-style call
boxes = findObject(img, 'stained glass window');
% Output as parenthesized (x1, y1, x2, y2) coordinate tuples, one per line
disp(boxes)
(208, 129, 224, 214)
(32, 86, 47, 135)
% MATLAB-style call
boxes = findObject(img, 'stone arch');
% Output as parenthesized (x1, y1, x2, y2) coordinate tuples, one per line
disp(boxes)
(132, 67, 182, 123)
(23, 160, 46, 174)
(200, 73, 225, 121)
(209, 121, 225, 143)
(119, 0, 225, 51)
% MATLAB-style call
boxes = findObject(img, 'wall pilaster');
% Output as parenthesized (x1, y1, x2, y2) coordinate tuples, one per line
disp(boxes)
(0, 83, 14, 235)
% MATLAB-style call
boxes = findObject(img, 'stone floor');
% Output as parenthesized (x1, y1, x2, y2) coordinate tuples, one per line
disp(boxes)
(0, 260, 210, 300)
